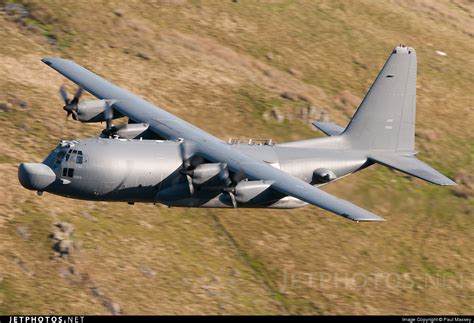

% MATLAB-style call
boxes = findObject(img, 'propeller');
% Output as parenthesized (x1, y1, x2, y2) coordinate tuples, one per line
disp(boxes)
(104, 100, 115, 131)
(178, 140, 200, 195)
(59, 85, 83, 120)
(222, 186, 238, 208)
(221, 167, 247, 208)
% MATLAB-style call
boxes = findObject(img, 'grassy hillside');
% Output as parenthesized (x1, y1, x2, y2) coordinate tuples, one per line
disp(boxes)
(0, 0, 472, 315)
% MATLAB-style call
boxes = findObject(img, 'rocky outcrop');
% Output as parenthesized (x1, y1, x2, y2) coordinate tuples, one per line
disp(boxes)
(51, 222, 75, 258)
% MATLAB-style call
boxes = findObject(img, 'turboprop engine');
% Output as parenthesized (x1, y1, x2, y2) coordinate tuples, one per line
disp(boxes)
(59, 85, 122, 127)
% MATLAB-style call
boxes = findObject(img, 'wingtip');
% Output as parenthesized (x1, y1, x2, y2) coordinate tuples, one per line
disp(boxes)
(41, 57, 74, 66)
(344, 213, 385, 223)
(355, 217, 386, 223)
(41, 58, 53, 65)
(441, 178, 457, 186)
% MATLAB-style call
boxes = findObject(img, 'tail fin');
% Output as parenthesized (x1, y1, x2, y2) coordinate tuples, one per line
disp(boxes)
(342, 45, 417, 153)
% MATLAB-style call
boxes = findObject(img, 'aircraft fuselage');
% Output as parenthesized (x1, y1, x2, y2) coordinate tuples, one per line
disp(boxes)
(19, 138, 370, 209)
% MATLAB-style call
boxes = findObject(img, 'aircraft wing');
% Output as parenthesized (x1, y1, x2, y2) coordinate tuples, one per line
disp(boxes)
(42, 58, 384, 222)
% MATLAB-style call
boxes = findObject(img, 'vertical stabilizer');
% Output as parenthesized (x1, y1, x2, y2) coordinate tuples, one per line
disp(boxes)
(342, 46, 417, 153)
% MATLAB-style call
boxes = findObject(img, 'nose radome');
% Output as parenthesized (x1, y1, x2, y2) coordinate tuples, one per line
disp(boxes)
(18, 163, 56, 191)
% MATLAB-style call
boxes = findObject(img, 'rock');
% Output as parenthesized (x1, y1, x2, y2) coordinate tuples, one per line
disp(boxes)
(319, 109, 330, 122)
(265, 52, 273, 61)
(454, 170, 474, 189)
(452, 187, 473, 199)
(451, 171, 474, 199)
(53, 230, 67, 241)
(141, 266, 156, 277)
(91, 287, 105, 298)
(113, 9, 124, 17)
(51, 222, 74, 257)
(3, 3, 29, 18)
(56, 222, 74, 235)
(59, 239, 73, 254)
(16, 225, 30, 240)
(17, 100, 28, 109)
(0, 102, 11, 113)
(300, 105, 321, 123)
(271, 107, 284, 123)
(280, 91, 315, 105)
(435, 50, 447, 57)
(308, 105, 319, 119)
(136, 51, 151, 60)
(287, 67, 302, 78)
(105, 301, 121, 315)
(280, 91, 298, 101)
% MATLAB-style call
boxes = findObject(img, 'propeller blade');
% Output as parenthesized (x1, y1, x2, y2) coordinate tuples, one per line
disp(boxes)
(59, 85, 69, 104)
(71, 86, 83, 105)
(186, 174, 195, 195)
(222, 187, 237, 208)
(218, 163, 232, 186)
(229, 191, 237, 208)
(179, 140, 193, 168)
(104, 101, 114, 130)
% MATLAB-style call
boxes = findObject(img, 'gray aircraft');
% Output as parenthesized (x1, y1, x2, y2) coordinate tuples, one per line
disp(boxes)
(18, 45, 456, 222)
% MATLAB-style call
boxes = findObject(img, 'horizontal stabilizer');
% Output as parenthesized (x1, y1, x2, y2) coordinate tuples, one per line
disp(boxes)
(369, 153, 456, 186)
(312, 121, 344, 136)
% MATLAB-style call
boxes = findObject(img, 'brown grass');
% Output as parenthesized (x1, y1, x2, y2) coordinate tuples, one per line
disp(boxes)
(0, 0, 472, 315)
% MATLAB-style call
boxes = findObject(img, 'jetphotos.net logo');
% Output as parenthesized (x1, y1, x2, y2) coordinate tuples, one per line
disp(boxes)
(6, 317, 84, 323)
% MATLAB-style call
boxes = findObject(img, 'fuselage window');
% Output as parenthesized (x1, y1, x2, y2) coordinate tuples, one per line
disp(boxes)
(62, 167, 75, 178)
(65, 149, 72, 161)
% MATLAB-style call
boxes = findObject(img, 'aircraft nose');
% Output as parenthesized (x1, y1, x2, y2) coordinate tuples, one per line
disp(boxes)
(18, 163, 56, 191)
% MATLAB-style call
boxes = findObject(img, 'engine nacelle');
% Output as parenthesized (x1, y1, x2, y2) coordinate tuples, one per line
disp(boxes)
(184, 163, 227, 185)
(76, 100, 122, 123)
(102, 123, 149, 139)
(234, 180, 273, 203)
(313, 168, 337, 183)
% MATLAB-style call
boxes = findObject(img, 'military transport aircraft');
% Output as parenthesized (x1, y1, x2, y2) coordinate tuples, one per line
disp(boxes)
(18, 45, 456, 222)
